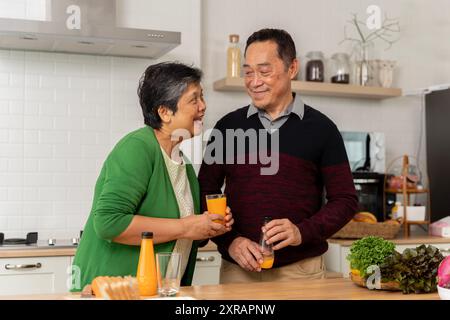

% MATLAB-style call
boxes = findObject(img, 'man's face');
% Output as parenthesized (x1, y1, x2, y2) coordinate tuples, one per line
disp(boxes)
(243, 41, 298, 110)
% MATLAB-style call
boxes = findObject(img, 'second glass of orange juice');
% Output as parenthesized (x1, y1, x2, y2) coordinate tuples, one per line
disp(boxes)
(206, 194, 227, 224)
(260, 216, 274, 269)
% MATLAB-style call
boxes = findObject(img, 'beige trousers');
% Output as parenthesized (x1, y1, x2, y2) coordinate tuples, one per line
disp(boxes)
(220, 255, 326, 284)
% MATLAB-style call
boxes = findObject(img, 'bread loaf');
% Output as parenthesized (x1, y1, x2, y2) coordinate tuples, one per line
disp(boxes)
(91, 276, 140, 300)
(352, 212, 377, 224)
(383, 219, 400, 225)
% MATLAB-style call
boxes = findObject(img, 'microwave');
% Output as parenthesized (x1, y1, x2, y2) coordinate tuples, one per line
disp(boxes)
(340, 131, 386, 173)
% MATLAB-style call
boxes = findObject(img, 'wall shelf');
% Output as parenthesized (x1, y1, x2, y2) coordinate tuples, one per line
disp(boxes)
(213, 77, 402, 100)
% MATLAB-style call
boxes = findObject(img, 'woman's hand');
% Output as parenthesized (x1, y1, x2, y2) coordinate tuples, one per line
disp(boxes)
(181, 207, 234, 240)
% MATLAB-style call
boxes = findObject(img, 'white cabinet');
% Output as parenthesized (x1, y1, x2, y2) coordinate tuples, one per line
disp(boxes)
(0, 256, 72, 295)
(192, 251, 221, 286)
(325, 240, 450, 278)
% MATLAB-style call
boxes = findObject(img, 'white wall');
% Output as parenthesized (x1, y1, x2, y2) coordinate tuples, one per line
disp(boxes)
(201, 0, 450, 174)
(1, 0, 449, 239)
(0, 0, 48, 20)
(0, 0, 201, 239)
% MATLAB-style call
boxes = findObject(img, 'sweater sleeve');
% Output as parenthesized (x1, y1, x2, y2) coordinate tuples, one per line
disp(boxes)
(93, 137, 152, 241)
(297, 124, 358, 245)
(198, 121, 242, 251)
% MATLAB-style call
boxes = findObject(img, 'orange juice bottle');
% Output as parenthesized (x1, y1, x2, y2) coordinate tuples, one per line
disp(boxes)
(260, 216, 274, 269)
(206, 194, 227, 224)
(136, 231, 157, 296)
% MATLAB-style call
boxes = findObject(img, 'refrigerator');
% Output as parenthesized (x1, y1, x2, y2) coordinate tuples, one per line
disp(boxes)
(425, 88, 450, 222)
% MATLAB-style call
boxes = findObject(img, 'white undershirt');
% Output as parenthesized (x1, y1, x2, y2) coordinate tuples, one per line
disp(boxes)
(160, 145, 194, 278)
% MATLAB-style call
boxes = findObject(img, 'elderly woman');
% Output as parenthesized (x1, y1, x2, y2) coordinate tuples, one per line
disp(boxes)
(72, 62, 233, 291)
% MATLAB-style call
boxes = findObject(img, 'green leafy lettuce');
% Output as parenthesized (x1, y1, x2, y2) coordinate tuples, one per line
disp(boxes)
(346, 236, 396, 278)
(379, 245, 444, 294)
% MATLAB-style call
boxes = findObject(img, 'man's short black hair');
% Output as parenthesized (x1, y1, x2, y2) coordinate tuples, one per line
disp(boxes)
(244, 28, 297, 69)
(137, 62, 203, 129)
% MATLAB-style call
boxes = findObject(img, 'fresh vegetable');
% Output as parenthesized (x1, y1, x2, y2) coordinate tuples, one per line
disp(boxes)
(438, 256, 450, 289)
(379, 245, 444, 294)
(346, 236, 396, 278)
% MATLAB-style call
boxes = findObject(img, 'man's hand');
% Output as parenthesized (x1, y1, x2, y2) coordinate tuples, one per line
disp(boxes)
(228, 237, 263, 272)
(263, 218, 302, 250)
(222, 206, 234, 232)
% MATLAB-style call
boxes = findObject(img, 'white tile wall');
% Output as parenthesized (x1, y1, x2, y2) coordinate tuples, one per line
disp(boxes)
(0, 49, 156, 238)
(0, 0, 202, 239)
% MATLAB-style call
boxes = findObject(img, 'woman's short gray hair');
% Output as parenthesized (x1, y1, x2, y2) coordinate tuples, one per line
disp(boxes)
(137, 62, 203, 129)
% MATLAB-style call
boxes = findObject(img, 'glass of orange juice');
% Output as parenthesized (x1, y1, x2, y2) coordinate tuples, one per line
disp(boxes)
(260, 242, 274, 269)
(206, 194, 227, 224)
(260, 216, 274, 269)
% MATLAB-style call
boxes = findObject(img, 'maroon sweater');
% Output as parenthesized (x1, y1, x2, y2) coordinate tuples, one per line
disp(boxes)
(198, 104, 358, 268)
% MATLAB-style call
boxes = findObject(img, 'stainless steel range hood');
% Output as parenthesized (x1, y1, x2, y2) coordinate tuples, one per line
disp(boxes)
(0, 0, 181, 59)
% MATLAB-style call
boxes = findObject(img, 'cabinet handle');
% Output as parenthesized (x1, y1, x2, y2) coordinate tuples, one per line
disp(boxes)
(196, 256, 215, 262)
(5, 263, 42, 270)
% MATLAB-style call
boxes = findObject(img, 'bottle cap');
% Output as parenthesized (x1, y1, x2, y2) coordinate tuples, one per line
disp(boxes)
(263, 216, 272, 223)
(229, 34, 239, 43)
(141, 232, 153, 239)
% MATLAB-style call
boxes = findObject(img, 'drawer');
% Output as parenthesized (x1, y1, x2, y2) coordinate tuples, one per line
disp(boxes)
(0, 256, 71, 295)
(195, 251, 221, 267)
(192, 251, 221, 286)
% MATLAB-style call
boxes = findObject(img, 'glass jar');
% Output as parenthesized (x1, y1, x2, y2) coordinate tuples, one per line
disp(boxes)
(378, 60, 396, 88)
(352, 42, 374, 86)
(330, 53, 351, 84)
(305, 51, 325, 82)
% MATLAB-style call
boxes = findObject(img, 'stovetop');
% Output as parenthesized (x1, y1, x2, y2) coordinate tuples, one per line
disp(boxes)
(0, 232, 79, 250)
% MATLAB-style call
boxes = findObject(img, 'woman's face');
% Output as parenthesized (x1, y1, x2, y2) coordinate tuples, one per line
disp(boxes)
(168, 82, 206, 138)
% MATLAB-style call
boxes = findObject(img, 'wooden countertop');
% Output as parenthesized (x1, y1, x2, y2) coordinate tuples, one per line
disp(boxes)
(0, 248, 77, 258)
(180, 278, 439, 300)
(0, 241, 218, 259)
(0, 278, 439, 300)
(328, 235, 450, 246)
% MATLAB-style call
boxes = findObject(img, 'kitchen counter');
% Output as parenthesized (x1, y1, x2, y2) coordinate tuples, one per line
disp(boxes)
(0, 248, 77, 258)
(2, 235, 449, 258)
(0, 240, 218, 258)
(0, 278, 439, 300)
(328, 235, 450, 246)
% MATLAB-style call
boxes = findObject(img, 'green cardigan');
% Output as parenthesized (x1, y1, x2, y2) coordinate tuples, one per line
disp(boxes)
(71, 126, 201, 291)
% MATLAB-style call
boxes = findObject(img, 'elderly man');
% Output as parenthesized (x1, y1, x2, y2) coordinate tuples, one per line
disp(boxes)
(199, 29, 358, 283)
